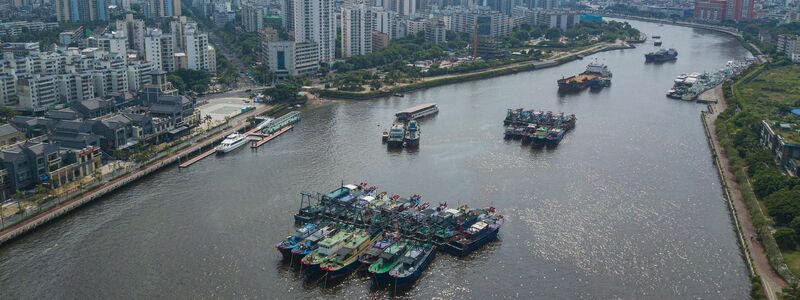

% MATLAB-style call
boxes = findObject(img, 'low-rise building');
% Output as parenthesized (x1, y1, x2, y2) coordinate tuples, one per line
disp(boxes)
(760, 120, 800, 175)
(0, 124, 24, 147)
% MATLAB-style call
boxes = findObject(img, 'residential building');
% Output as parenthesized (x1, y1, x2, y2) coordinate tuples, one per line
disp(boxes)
(372, 31, 390, 51)
(341, 4, 374, 58)
(55, 0, 108, 23)
(0, 21, 59, 36)
(293, 0, 336, 63)
(17, 74, 58, 113)
(0, 124, 24, 147)
(148, 0, 182, 17)
(425, 19, 447, 44)
(374, 10, 397, 39)
(760, 120, 800, 175)
(407, 19, 426, 36)
(0, 73, 17, 106)
(184, 22, 215, 72)
(241, 2, 267, 32)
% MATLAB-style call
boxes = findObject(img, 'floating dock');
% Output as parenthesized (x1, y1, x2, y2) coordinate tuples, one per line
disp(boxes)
(178, 149, 216, 168)
(251, 125, 293, 148)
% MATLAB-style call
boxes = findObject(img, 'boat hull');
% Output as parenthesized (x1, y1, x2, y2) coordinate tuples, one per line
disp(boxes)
(323, 261, 359, 280)
(442, 228, 498, 257)
(387, 140, 404, 148)
(405, 138, 419, 147)
(391, 249, 436, 287)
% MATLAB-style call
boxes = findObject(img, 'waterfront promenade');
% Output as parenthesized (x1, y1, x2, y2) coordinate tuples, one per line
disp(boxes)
(703, 86, 786, 300)
(0, 104, 274, 245)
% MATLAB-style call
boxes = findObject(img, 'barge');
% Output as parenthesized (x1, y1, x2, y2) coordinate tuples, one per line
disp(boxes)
(395, 103, 439, 121)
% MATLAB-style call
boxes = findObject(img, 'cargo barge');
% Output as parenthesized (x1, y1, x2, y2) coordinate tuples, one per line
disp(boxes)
(557, 62, 612, 92)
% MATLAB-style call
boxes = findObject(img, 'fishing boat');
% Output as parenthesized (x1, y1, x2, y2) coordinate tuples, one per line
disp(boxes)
(442, 214, 504, 257)
(291, 225, 338, 260)
(387, 123, 405, 148)
(404, 120, 420, 147)
(368, 240, 410, 286)
(520, 124, 537, 144)
(320, 230, 377, 280)
(382, 130, 389, 143)
(389, 243, 436, 287)
(215, 133, 248, 153)
(532, 126, 549, 146)
(276, 223, 318, 258)
(546, 128, 564, 146)
(300, 229, 354, 275)
(358, 232, 399, 267)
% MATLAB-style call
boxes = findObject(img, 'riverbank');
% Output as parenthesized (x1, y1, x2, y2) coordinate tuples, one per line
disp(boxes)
(0, 104, 279, 245)
(602, 13, 763, 55)
(702, 73, 789, 300)
(318, 41, 634, 100)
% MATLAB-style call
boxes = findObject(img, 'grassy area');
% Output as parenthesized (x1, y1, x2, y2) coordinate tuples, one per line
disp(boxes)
(733, 63, 800, 143)
(783, 250, 800, 275)
(716, 61, 800, 287)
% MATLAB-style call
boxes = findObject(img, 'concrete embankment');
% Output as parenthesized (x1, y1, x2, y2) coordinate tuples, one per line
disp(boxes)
(0, 105, 275, 246)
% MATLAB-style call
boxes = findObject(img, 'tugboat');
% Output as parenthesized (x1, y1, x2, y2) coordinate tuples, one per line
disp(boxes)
(546, 128, 565, 146)
(442, 214, 504, 257)
(389, 243, 436, 288)
(645, 48, 678, 62)
(404, 120, 420, 147)
(276, 223, 318, 258)
(300, 229, 353, 275)
(381, 130, 389, 143)
(320, 230, 377, 280)
(386, 123, 405, 148)
(368, 240, 411, 286)
(557, 62, 612, 92)
(358, 232, 399, 267)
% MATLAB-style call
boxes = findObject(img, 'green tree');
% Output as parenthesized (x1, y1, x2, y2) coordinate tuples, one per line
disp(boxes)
(765, 189, 800, 225)
(775, 228, 797, 250)
(264, 84, 299, 102)
(545, 28, 562, 40)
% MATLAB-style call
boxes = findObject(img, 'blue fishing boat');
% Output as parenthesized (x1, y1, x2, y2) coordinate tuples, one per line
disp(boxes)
(358, 232, 400, 267)
(276, 223, 318, 258)
(389, 243, 436, 287)
(290, 225, 338, 260)
(404, 120, 420, 147)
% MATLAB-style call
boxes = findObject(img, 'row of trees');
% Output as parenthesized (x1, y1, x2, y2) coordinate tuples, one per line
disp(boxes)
(168, 69, 212, 94)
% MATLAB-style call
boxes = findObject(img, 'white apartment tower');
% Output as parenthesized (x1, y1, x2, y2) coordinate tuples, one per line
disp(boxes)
(341, 4, 373, 58)
(293, 0, 335, 63)
(185, 23, 212, 71)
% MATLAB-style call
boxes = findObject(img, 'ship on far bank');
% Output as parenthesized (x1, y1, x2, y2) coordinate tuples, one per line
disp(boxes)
(652, 35, 663, 46)
(557, 62, 612, 92)
(645, 48, 678, 63)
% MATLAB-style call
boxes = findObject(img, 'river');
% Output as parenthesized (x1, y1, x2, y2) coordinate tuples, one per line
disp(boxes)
(0, 20, 752, 299)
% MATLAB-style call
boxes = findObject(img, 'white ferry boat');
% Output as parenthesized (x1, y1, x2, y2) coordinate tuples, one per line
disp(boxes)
(215, 133, 248, 153)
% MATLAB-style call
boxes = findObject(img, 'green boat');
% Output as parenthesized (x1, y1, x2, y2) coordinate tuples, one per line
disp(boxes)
(368, 240, 410, 286)
(300, 229, 353, 275)
(532, 126, 549, 146)
(319, 230, 377, 280)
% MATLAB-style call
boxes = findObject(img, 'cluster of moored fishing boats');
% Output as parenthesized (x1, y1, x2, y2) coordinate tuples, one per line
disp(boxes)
(276, 183, 504, 289)
(503, 109, 576, 147)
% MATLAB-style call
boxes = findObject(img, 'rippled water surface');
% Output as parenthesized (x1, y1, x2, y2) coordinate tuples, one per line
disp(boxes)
(0, 20, 752, 299)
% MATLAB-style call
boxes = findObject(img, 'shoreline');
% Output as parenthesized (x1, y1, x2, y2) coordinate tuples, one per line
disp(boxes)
(0, 104, 278, 246)
(701, 84, 786, 300)
(317, 41, 634, 100)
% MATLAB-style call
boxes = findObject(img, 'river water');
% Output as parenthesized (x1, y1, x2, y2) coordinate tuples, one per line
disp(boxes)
(0, 20, 752, 299)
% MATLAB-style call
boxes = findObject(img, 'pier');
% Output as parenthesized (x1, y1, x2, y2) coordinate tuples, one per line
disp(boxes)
(251, 125, 293, 148)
